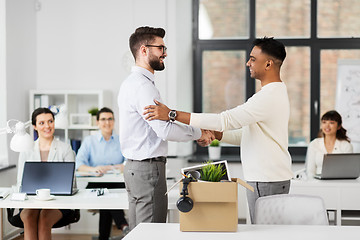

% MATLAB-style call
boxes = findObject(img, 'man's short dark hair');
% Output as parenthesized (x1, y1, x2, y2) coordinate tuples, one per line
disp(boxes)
(253, 37, 286, 65)
(129, 26, 166, 60)
(97, 107, 114, 121)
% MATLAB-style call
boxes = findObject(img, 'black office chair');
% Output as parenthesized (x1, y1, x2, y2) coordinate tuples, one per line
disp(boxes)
(7, 208, 80, 228)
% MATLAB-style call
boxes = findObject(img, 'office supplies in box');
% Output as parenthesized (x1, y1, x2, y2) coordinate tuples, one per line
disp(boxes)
(179, 178, 253, 232)
(181, 160, 231, 181)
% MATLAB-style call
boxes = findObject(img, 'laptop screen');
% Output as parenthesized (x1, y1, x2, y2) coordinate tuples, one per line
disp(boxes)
(317, 153, 360, 180)
(21, 161, 75, 195)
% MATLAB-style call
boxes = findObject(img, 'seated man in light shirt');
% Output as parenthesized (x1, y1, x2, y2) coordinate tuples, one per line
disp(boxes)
(76, 107, 129, 240)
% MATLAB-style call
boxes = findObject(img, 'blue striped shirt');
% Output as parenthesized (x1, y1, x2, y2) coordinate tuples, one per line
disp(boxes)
(75, 131, 125, 169)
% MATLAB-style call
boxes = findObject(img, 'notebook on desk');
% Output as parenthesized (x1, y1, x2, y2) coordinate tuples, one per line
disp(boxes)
(21, 161, 78, 195)
(314, 153, 360, 180)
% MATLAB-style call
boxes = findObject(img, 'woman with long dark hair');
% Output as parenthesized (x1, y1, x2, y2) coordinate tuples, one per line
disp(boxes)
(16, 107, 76, 240)
(306, 110, 353, 177)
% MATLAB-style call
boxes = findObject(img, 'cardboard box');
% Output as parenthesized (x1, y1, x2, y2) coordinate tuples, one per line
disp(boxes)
(179, 178, 253, 232)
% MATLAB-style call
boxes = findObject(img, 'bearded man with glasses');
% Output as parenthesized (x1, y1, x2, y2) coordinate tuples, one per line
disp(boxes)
(118, 26, 214, 230)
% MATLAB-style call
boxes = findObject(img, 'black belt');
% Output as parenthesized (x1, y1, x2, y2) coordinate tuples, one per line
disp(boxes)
(128, 157, 167, 163)
(141, 156, 167, 163)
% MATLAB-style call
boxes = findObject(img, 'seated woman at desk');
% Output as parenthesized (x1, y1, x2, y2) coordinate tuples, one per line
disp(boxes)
(76, 107, 129, 239)
(306, 110, 353, 177)
(16, 107, 76, 240)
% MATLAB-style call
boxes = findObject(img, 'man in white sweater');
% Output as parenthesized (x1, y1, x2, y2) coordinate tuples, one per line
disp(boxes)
(143, 37, 293, 223)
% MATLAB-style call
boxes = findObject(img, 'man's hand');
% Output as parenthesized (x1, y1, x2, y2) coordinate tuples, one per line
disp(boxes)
(144, 99, 171, 121)
(197, 130, 223, 147)
(197, 129, 215, 147)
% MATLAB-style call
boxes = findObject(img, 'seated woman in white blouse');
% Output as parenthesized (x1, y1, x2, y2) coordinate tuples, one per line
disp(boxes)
(16, 107, 76, 240)
(306, 110, 353, 177)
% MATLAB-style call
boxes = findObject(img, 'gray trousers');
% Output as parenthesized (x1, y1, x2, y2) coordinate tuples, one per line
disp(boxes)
(246, 180, 290, 224)
(124, 159, 168, 230)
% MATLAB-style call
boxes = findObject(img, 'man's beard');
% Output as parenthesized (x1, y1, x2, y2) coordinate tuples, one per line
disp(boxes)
(149, 56, 165, 71)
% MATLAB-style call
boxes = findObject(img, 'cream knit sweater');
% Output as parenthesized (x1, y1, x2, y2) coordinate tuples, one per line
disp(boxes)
(190, 82, 293, 182)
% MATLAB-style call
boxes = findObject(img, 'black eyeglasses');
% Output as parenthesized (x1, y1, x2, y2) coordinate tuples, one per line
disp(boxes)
(145, 45, 167, 54)
(99, 117, 114, 122)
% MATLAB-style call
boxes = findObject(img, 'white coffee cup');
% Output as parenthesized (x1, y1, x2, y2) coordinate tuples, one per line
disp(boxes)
(36, 188, 51, 200)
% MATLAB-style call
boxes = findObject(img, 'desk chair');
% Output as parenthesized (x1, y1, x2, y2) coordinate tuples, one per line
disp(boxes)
(7, 208, 80, 228)
(254, 194, 328, 225)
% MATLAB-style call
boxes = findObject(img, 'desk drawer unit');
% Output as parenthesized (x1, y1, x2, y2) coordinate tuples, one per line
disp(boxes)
(290, 186, 339, 209)
(341, 187, 360, 210)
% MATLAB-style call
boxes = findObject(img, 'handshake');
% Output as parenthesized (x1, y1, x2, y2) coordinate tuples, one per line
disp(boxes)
(142, 99, 223, 147)
(197, 129, 216, 147)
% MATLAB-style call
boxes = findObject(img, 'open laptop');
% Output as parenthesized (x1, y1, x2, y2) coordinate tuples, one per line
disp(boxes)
(314, 153, 360, 180)
(21, 162, 78, 195)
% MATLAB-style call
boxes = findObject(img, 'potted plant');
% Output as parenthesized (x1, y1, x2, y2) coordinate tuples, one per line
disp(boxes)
(200, 160, 227, 182)
(88, 107, 99, 126)
(208, 139, 221, 160)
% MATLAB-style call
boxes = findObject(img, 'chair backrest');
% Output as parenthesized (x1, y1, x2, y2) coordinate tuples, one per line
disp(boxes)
(254, 194, 329, 225)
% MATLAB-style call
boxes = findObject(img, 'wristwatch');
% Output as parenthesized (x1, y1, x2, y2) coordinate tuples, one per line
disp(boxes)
(168, 110, 177, 122)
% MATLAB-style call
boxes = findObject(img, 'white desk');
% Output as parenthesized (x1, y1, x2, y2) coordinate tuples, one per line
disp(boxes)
(123, 223, 360, 240)
(1, 189, 127, 210)
(0, 188, 179, 239)
(290, 178, 360, 225)
(0, 188, 178, 210)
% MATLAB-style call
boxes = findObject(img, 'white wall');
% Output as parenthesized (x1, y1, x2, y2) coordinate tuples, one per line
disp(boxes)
(167, 0, 195, 156)
(4, 0, 194, 160)
(6, 0, 37, 165)
(3, 0, 195, 165)
(0, 0, 7, 164)
(34, 0, 193, 156)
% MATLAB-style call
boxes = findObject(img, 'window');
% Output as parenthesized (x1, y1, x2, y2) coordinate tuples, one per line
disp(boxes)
(256, 0, 311, 38)
(317, 0, 360, 38)
(193, 0, 360, 160)
(202, 50, 247, 113)
(320, 50, 360, 115)
(199, 0, 249, 39)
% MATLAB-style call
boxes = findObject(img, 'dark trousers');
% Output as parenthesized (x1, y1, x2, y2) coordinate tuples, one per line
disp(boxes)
(99, 209, 127, 240)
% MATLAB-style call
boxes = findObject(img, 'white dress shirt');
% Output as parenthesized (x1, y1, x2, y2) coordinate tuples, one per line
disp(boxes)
(190, 82, 293, 182)
(118, 66, 201, 160)
(305, 138, 353, 176)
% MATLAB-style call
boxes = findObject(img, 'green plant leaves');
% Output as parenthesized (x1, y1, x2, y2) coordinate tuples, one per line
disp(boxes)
(210, 139, 220, 147)
(200, 161, 226, 182)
